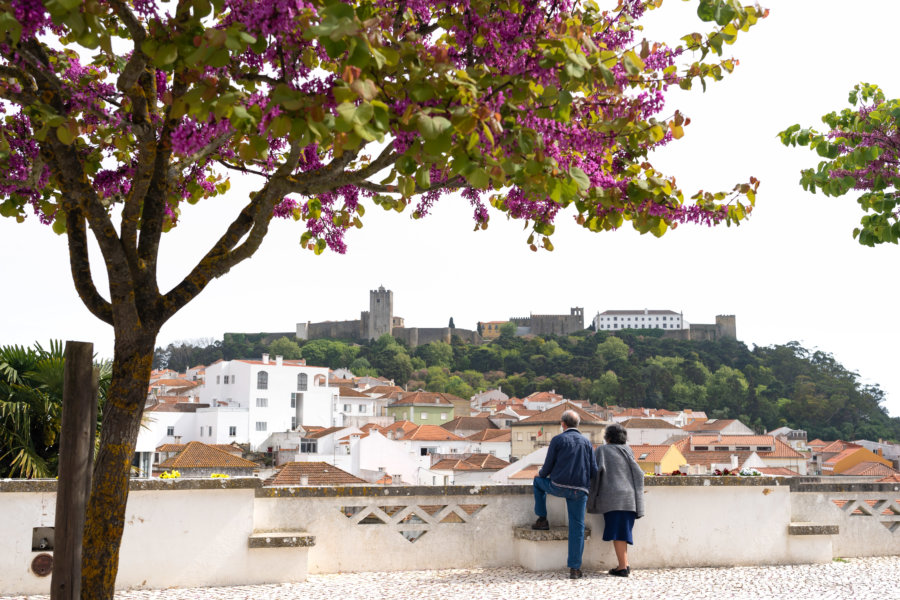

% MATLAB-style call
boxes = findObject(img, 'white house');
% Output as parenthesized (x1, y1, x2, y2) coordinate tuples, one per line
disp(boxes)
(197, 354, 338, 451)
(620, 418, 685, 446)
(593, 309, 684, 331)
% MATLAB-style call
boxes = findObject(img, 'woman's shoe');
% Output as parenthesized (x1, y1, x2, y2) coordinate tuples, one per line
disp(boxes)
(608, 566, 630, 577)
(569, 568, 583, 579)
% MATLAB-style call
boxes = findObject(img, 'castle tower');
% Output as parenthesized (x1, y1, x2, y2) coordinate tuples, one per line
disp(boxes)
(715, 315, 737, 340)
(368, 286, 394, 340)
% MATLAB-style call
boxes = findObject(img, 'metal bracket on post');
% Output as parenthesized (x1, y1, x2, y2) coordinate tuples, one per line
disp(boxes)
(50, 341, 99, 600)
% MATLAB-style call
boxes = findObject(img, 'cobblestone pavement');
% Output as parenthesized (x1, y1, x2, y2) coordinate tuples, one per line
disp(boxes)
(6, 556, 900, 600)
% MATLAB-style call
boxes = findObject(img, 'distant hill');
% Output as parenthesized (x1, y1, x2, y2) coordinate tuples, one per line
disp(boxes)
(153, 330, 900, 442)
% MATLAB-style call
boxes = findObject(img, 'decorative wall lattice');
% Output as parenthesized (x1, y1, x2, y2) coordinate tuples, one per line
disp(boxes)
(832, 498, 900, 532)
(341, 503, 486, 542)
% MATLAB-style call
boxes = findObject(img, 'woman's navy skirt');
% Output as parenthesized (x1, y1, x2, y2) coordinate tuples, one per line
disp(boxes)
(602, 510, 636, 544)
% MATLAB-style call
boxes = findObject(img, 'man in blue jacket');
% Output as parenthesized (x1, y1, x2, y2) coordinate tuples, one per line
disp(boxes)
(532, 409, 598, 579)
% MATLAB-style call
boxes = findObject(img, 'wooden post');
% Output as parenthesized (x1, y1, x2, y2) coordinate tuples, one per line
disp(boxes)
(51, 341, 98, 600)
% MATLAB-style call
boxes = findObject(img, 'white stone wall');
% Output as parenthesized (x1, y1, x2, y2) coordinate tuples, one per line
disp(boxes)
(3, 479, 899, 596)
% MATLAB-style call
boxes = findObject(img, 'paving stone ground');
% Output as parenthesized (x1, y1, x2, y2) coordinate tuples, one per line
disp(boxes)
(6, 556, 899, 600)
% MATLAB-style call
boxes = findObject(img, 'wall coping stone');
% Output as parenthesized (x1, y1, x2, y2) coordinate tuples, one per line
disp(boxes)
(791, 482, 900, 493)
(1, 477, 797, 495)
(513, 526, 591, 541)
(248, 531, 316, 548)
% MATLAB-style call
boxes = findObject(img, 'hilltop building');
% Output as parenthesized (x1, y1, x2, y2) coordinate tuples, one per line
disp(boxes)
(593, 309, 737, 341)
(294, 286, 481, 348)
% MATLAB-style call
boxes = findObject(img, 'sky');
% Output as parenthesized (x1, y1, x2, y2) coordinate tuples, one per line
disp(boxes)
(2, 1, 899, 417)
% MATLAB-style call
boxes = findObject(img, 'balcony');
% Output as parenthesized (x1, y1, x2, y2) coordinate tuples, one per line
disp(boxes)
(1, 477, 898, 596)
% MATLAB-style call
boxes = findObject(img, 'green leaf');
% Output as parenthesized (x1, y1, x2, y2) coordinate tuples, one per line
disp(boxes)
(417, 115, 451, 140)
(465, 167, 490, 189)
(569, 167, 590, 191)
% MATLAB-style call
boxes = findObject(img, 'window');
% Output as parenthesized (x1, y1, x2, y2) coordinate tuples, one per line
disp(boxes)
(298, 373, 308, 391)
(517, 433, 523, 441)
(440, 413, 447, 420)
(255, 422, 267, 432)
(421, 412, 428, 420)
(735, 446, 751, 451)
(166, 426, 175, 436)
(257, 371, 268, 390)
(228, 426, 236, 437)
(291, 416, 297, 430)
(694, 446, 708, 450)
(223, 375, 229, 384)
(256, 398, 268, 408)
(290, 393, 296, 408)
(359, 405, 367, 414)
(208, 426, 212, 436)
(344, 404, 351, 412)
(300, 438, 317, 453)
(714, 446, 728, 451)
(216, 375, 220, 384)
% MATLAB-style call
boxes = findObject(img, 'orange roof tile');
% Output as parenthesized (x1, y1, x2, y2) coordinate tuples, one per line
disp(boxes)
(877, 474, 900, 483)
(304, 426, 346, 440)
(158, 442, 259, 469)
(820, 440, 860, 454)
(630, 444, 673, 463)
(691, 435, 776, 447)
(442, 417, 498, 432)
(840, 462, 899, 477)
(680, 450, 754, 469)
(432, 453, 510, 471)
(402, 425, 466, 442)
(682, 419, 739, 432)
(388, 391, 462, 407)
(365, 385, 404, 396)
(466, 428, 512, 442)
(156, 443, 242, 454)
(807, 438, 828, 447)
(509, 464, 541, 480)
(621, 418, 681, 429)
(337, 387, 372, 398)
(755, 467, 800, 476)
(517, 402, 604, 425)
(263, 461, 366, 486)
(759, 438, 805, 459)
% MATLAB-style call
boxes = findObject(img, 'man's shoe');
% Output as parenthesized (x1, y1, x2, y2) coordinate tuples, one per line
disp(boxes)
(608, 566, 630, 577)
(569, 568, 583, 579)
(531, 516, 550, 530)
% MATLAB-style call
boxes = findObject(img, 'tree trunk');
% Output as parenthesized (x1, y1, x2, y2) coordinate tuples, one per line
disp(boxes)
(80, 330, 157, 600)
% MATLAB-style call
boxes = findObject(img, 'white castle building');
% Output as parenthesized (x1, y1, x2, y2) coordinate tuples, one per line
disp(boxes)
(593, 309, 684, 331)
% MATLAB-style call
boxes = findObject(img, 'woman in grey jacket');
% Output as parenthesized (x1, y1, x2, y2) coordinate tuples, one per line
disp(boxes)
(587, 423, 644, 577)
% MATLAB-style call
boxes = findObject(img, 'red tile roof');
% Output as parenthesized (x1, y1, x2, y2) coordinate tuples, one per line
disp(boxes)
(402, 425, 466, 442)
(630, 444, 674, 463)
(820, 440, 860, 454)
(303, 426, 347, 440)
(441, 417, 498, 432)
(156, 443, 242, 455)
(380, 421, 418, 438)
(621, 418, 681, 429)
(365, 385, 404, 396)
(759, 438, 805, 459)
(680, 450, 754, 469)
(158, 442, 259, 469)
(682, 419, 739, 432)
(877, 474, 900, 483)
(431, 453, 510, 471)
(337, 387, 372, 398)
(263, 461, 366, 486)
(840, 462, 899, 477)
(388, 391, 461, 407)
(755, 467, 801, 477)
(517, 402, 604, 425)
(691, 435, 776, 447)
(807, 438, 828, 448)
(466, 428, 512, 442)
(508, 464, 541, 480)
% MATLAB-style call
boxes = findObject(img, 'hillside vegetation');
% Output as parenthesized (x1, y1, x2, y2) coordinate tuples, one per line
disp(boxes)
(154, 330, 900, 442)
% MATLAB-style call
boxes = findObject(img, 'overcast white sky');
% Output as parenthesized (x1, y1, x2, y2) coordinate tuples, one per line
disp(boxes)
(2, 0, 899, 417)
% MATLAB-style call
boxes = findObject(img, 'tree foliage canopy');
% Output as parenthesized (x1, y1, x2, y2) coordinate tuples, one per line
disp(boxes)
(780, 82, 900, 246)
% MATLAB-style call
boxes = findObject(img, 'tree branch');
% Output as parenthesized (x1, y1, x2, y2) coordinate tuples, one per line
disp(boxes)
(169, 129, 235, 176)
(65, 209, 114, 325)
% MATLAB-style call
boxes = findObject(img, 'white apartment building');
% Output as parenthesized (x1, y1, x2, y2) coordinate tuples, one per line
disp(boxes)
(593, 309, 684, 331)
(197, 354, 338, 450)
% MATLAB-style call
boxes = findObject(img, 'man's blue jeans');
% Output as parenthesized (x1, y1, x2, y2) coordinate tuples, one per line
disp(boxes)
(533, 476, 588, 569)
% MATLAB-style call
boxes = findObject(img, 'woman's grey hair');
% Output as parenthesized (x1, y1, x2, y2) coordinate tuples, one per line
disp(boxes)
(561, 410, 580, 429)
(604, 423, 627, 445)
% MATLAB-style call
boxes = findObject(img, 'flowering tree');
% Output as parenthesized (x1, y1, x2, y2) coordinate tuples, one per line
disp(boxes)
(0, 0, 764, 596)
(780, 82, 900, 246)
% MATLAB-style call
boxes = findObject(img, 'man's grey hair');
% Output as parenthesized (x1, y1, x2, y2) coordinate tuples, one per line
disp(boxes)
(561, 410, 580, 428)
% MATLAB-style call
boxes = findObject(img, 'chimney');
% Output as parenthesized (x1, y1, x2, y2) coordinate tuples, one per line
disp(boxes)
(276, 355, 283, 366)
(262, 353, 270, 364)
(300, 475, 309, 485)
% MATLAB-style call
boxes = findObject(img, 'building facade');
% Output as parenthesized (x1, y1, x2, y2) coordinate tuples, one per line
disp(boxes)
(594, 309, 684, 331)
